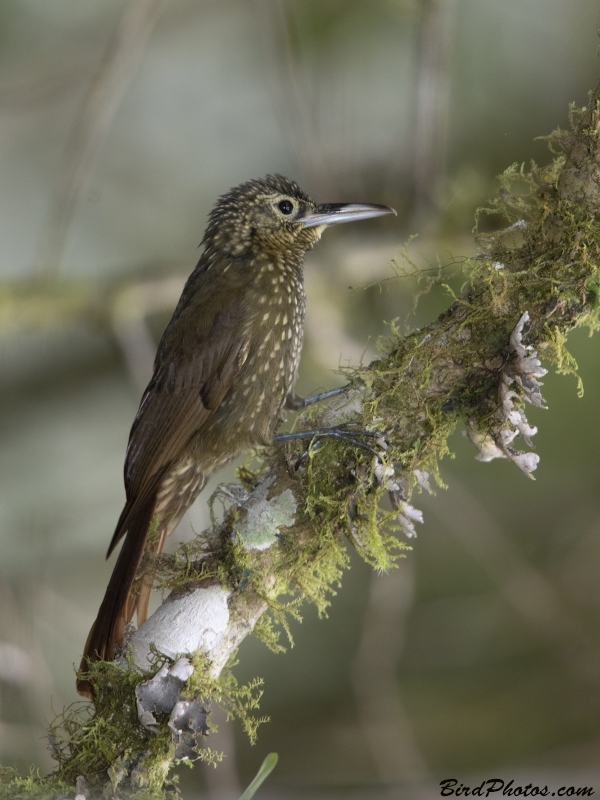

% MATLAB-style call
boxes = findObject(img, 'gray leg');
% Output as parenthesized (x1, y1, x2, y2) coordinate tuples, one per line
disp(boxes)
(275, 425, 379, 455)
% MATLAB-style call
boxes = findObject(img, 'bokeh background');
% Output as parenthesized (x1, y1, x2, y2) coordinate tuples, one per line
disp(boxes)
(2, 1, 600, 797)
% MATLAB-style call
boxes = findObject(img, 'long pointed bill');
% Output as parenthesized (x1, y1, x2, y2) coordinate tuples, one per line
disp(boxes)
(301, 202, 396, 229)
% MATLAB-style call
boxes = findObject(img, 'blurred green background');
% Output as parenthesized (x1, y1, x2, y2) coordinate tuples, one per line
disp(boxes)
(1, 1, 600, 797)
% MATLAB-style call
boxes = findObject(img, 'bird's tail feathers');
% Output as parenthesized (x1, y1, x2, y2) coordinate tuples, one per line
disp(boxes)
(134, 525, 168, 628)
(76, 493, 158, 698)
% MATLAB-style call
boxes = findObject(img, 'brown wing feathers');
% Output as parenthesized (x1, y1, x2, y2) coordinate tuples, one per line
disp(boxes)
(77, 280, 249, 698)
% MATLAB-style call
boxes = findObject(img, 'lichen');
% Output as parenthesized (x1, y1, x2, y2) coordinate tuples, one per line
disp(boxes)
(465, 311, 547, 478)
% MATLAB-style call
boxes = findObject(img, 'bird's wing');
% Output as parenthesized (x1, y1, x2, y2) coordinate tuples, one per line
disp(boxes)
(106, 286, 250, 556)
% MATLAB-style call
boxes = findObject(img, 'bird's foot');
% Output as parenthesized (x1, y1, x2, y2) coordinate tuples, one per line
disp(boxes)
(285, 384, 350, 410)
(275, 423, 382, 468)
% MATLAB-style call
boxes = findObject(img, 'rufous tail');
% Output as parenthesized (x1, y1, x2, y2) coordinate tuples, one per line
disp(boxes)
(76, 495, 158, 698)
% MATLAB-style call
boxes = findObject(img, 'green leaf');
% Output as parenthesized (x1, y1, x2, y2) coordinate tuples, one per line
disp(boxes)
(238, 753, 279, 800)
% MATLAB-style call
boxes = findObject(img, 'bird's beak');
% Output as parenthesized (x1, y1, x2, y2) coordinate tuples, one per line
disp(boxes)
(300, 202, 396, 229)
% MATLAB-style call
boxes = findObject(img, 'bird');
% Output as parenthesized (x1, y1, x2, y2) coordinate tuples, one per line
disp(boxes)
(77, 174, 395, 697)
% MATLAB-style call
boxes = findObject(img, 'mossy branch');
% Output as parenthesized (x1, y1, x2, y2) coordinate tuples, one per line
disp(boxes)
(4, 87, 600, 799)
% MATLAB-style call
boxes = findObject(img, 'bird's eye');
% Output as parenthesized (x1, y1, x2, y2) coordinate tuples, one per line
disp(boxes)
(278, 199, 294, 215)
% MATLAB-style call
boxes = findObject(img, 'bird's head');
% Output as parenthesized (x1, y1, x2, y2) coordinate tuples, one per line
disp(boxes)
(202, 174, 396, 260)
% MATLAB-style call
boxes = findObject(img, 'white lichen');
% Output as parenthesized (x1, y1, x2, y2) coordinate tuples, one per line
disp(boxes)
(414, 469, 432, 493)
(466, 311, 547, 479)
(509, 219, 527, 231)
(233, 476, 297, 550)
(213, 477, 297, 551)
(372, 454, 424, 538)
(396, 501, 424, 538)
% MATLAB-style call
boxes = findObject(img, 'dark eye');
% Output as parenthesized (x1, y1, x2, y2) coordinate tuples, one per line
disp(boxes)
(278, 199, 294, 215)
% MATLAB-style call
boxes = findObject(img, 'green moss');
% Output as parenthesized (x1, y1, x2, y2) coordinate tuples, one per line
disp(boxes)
(56, 660, 172, 793)
(0, 767, 75, 800)
(0, 651, 270, 798)
(184, 652, 268, 745)
(252, 612, 287, 654)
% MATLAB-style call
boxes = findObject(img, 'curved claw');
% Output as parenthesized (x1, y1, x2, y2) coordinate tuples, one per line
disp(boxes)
(294, 439, 324, 470)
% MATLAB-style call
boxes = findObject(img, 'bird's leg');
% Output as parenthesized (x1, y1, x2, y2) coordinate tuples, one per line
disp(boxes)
(284, 384, 350, 410)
